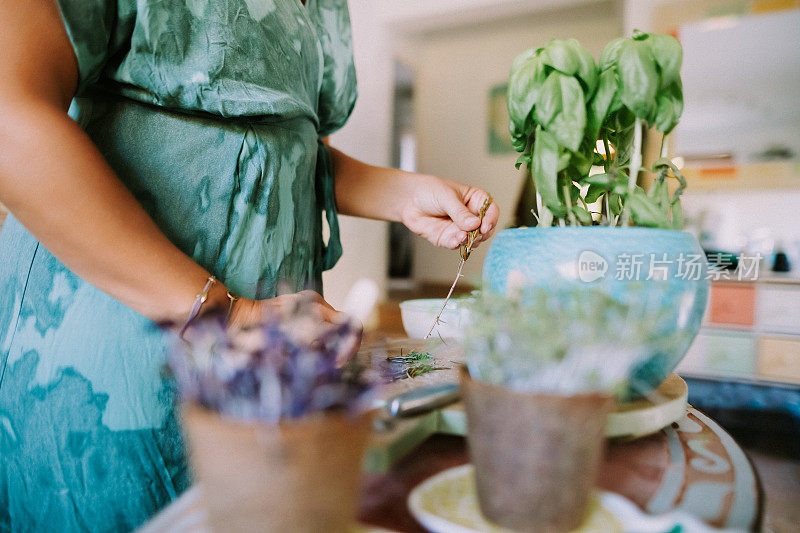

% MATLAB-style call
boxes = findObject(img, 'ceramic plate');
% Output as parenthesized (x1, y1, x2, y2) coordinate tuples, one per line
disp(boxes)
(407, 464, 742, 533)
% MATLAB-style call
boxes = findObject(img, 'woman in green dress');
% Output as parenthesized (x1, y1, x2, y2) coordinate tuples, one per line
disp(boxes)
(0, 0, 498, 530)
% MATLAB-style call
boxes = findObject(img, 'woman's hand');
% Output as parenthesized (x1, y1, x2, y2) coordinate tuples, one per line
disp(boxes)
(400, 176, 499, 250)
(228, 290, 344, 330)
(227, 291, 361, 366)
(329, 147, 499, 250)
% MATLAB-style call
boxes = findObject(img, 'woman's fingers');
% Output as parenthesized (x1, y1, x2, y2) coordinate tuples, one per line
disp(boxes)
(439, 187, 481, 232)
(463, 189, 499, 237)
(427, 218, 468, 249)
(479, 201, 500, 238)
(296, 290, 342, 323)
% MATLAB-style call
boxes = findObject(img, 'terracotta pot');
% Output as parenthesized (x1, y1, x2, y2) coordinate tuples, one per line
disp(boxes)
(181, 405, 371, 533)
(462, 371, 613, 533)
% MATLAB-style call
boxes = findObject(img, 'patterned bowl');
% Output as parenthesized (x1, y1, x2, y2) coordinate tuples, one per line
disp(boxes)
(482, 227, 709, 395)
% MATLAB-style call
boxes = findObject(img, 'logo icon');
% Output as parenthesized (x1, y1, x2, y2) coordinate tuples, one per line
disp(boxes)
(578, 250, 608, 283)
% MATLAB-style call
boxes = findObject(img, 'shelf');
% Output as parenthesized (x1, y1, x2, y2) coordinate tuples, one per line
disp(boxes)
(683, 161, 800, 191)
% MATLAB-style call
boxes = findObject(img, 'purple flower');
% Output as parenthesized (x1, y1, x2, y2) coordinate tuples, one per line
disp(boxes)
(164, 295, 379, 424)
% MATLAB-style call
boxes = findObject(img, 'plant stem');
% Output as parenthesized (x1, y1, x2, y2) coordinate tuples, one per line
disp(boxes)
(563, 182, 577, 226)
(620, 118, 643, 227)
(536, 193, 543, 225)
(601, 130, 613, 226)
(424, 259, 465, 339)
(524, 136, 543, 227)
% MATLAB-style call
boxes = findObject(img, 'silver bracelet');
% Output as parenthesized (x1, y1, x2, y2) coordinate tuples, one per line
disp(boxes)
(179, 276, 218, 338)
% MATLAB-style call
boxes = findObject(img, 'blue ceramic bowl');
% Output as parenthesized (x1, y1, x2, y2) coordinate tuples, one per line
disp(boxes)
(483, 227, 709, 395)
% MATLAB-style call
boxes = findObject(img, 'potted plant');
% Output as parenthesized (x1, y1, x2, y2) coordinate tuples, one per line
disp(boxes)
(168, 301, 376, 533)
(461, 285, 654, 532)
(483, 32, 708, 395)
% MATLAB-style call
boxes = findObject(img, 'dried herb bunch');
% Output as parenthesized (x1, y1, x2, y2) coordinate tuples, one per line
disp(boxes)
(167, 296, 379, 424)
(387, 350, 448, 380)
(462, 283, 687, 396)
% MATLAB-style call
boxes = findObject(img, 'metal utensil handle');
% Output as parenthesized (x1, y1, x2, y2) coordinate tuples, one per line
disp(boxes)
(387, 383, 461, 418)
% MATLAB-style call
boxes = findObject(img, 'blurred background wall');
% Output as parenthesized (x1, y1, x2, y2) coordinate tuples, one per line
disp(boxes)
(409, 1, 622, 284)
(323, 0, 800, 307)
(324, 0, 622, 305)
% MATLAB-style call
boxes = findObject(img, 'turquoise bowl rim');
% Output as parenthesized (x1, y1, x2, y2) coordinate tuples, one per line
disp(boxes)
(490, 226, 699, 237)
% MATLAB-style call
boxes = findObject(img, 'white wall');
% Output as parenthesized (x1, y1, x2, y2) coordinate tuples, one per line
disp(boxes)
(409, 1, 622, 283)
(681, 189, 800, 264)
(323, 1, 394, 309)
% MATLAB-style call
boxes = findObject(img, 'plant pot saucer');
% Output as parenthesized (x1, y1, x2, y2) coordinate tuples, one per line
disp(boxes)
(433, 374, 688, 441)
(606, 373, 688, 440)
(407, 464, 724, 533)
(408, 464, 619, 533)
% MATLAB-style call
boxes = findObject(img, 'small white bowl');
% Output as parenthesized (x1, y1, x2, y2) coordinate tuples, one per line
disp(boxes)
(399, 298, 470, 339)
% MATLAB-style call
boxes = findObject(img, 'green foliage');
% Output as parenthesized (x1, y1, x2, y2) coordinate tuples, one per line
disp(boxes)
(507, 31, 687, 229)
(462, 285, 683, 394)
(617, 39, 659, 118)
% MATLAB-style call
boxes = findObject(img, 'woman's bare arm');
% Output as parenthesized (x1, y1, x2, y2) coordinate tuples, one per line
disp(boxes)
(329, 147, 500, 250)
(0, 0, 228, 321)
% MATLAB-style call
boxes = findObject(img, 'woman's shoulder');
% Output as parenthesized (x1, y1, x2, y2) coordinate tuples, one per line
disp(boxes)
(58, 0, 356, 130)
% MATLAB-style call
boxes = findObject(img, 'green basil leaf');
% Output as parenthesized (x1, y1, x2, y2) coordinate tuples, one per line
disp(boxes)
(510, 47, 540, 73)
(545, 75, 586, 152)
(511, 135, 528, 153)
(648, 177, 670, 209)
(531, 126, 563, 215)
(609, 192, 623, 215)
(508, 58, 546, 133)
(650, 34, 682, 88)
(588, 69, 617, 137)
(613, 180, 629, 195)
(659, 179, 670, 210)
(609, 108, 635, 165)
(534, 71, 563, 128)
(585, 183, 606, 203)
(515, 153, 532, 170)
(509, 120, 529, 153)
(617, 39, 658, 118)
(568, 148, 593, 177)
(653, 80, 683, 133)
(627, 189, 670, 228)
(585, 173, 614, 187)
(670, 198, 684, 229)
(608, 80, 624, 114)
(541, 39, 580, 76)
(569, 39, 598, 94)
(652, 156, 679, 175)
(557, 149, 571, 171)
(571, 181, 581, 201)
(599, 37, 625, 71)
(572, 205, 593, 224)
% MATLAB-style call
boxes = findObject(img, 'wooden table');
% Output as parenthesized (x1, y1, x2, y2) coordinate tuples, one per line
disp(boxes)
(140, 405, 761, 532)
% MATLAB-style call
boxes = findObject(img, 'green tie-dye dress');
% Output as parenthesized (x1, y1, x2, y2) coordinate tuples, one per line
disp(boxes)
(0, 0, 356, 530)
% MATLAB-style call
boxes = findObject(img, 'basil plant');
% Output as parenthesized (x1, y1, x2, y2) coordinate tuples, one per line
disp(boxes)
(508, 31, 686, 229)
